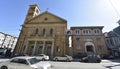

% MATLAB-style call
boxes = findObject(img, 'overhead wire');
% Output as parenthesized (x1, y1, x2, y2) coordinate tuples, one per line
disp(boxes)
(108, 0, 120, 18)
(117, 0, 120, 3)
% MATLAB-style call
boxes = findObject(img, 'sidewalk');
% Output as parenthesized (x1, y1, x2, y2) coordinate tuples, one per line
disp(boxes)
(109, 59, 120, 62)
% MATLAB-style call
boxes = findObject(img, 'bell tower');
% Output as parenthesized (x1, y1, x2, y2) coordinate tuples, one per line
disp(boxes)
(24, 4, 40, 22)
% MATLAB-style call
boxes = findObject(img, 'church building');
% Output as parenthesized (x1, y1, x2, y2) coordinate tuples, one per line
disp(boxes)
(14, 4, 69, 57)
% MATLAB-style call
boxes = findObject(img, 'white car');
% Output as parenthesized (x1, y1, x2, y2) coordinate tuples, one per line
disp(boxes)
(53, 55, 73, 62)
(0, 56, 52, 69)
(35, 54, 49, 61)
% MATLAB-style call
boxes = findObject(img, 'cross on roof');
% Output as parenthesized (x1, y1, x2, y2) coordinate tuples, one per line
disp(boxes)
(46, 8, 49, 12)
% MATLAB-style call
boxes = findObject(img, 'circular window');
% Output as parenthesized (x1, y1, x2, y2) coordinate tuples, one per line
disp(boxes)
(44, 17, 48, 21)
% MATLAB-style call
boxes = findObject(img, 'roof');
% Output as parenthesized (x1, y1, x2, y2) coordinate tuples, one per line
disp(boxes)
(71, 26, 104, 29)
(13, 56, 35, 59)
(113, 26, 120, 35)
(108, 31, 120, 37)
(26, 11, 67, 23)
(29, 4, 40, 10)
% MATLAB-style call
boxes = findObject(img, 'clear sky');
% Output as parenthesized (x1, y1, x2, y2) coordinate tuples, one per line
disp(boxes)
(0, 0, 120, 37)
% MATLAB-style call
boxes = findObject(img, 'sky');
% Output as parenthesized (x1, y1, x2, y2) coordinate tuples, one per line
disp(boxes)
(0, 0, 120, 37)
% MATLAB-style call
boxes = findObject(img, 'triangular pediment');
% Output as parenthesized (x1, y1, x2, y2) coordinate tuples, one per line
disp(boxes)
(26, 11, 67, 23)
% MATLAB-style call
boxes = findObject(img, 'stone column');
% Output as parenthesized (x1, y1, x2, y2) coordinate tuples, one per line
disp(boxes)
(51, 40, 54, 58)
(42, 41, 45, 54)
(24, 41, 29, 54)
(32, 41, 37, 56)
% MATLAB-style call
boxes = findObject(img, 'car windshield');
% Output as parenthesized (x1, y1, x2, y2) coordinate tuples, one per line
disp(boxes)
(28, 58, 40, 65)
(39, 55, 43, 56)
(88, 55, 99, 59)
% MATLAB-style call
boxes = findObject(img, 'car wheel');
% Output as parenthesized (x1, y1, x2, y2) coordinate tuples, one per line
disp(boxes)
(42, 58, 45, 61)
(55, 58, 58, 61)
(66, 59, 70, 62)
(1, 66, 8, 69)
(79, 59, 82, 62)
(96, 60, 101, 63)
(84, 59, 88, 62)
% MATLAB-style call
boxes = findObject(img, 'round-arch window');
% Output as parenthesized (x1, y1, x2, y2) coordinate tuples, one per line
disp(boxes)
(94, 29, 100, 34)
(75, 29, 80, 35)
(44, 17, 48, 21)
(67, 31, 71, 35)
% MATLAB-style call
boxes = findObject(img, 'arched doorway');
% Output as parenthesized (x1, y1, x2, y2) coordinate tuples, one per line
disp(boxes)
(85, 42, 95, 55)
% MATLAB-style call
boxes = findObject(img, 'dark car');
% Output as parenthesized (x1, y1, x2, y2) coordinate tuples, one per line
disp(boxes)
(0, 48, 5, 55)
(74, 53, 87, 59)
(13, 53, 28, 57)
(102, 55, 115, 59)
(80, 55, 101, 63)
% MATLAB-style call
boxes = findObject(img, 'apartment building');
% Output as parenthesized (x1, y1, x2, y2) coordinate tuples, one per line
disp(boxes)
(0, 32, 17, 52)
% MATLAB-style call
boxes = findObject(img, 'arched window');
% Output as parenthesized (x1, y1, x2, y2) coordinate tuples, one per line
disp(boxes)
(67, 30, 72, 35)
(93, 29, 101, 35)
(82, 29, 92, 35)
(50, 28, 53, 36)
(35, 28, 38, 35)
(74, 29, 80, 35)
(42, 28, 46, 36)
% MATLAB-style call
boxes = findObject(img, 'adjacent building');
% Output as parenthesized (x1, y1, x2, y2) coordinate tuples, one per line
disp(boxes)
(105, 31, 120, 57)
(113, 26, 120, 35)
(0, 32, 5, 48)
(105, 21, 120, 57)
(68, 26, 108, 57)
(14, 5, 68, 57)
(0, 32, 17, 52)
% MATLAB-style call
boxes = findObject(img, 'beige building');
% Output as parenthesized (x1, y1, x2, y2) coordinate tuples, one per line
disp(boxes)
(14, 5, 68, 57)
(69, 26, 108, 57)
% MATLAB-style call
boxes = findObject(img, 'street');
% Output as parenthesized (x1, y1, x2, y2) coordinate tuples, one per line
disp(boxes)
(0, 59, 120, 69)
(50, 62, 105, 69)
(48, 60, 120, 69)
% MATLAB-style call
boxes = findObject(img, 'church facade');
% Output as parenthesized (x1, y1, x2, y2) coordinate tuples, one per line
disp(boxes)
(14, 5, 69, 57)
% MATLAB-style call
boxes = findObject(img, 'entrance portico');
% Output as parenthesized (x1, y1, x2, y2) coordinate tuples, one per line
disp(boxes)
(85, 42, 95, 55)
(24, 39, 54, 57)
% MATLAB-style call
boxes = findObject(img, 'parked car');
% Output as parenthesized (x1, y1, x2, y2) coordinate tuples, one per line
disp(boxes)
(13, 53, 28, 57)
(0, 48, 5, 55)
(102, 55, 115, 59)
(53, 54, 73, 62)
(80, 55, 101, 63)
(35, 54, 49, 61)
(74, 53, 87, 59)
(0, 56, 52, 69)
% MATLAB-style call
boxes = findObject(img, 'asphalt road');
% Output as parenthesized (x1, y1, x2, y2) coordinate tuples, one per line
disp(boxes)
(0, 59, 120, 69)
(44, 59, 120, 69)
